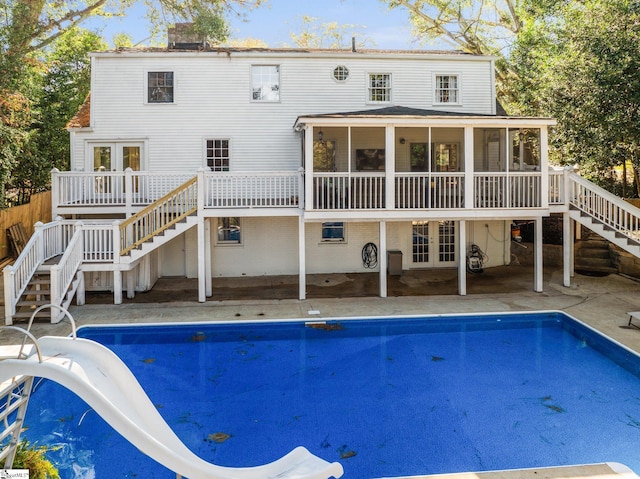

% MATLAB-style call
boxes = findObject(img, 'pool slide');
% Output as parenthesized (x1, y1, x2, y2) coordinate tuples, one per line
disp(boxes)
(0, 336, 344, 479)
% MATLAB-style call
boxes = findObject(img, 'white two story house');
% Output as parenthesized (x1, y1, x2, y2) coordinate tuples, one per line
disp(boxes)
(15, 28, 640, 323)
(56, 38, 557, 303)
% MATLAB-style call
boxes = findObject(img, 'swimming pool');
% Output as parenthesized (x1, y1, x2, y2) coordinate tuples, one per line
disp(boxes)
(19, 311, 640, 479)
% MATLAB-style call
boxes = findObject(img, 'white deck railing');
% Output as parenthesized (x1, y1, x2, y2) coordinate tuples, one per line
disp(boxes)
(313, 173, 386, 209)
(202, 171, 302, 208)
(49, 230, 84, 322)
(52, 169, 195, 210)
(473, 172, 541, 208)
(3, 220, 79, 324)
(395, 173, 465, 209)
(119, 177, 198, 256)
(569, 172, 640, 242)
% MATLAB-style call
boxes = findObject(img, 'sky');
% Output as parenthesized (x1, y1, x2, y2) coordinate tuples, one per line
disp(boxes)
(92, 0, 426, 50)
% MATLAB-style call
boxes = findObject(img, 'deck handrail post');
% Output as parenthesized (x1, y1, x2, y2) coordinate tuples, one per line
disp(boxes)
(563, 166, 572, 207)
(298, 167, 304, 210)
(51, 168, 60, 218)
(124, 168, 133, 217)
(197, 168, 206, 214)
(112, 220, 122, 263)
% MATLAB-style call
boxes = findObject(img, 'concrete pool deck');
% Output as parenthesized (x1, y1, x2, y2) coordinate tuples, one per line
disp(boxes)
(3, 266, 640, 353)
(3, 266, 640, 479)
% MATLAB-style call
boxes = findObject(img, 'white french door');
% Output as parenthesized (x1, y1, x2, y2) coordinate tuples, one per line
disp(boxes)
(89, 142, 144, 198)
(91, 142, 143, 172)
(411, 220, 457, 267)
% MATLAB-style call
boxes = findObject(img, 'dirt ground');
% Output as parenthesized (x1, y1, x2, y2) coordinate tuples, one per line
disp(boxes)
(83, 264, 550, 304)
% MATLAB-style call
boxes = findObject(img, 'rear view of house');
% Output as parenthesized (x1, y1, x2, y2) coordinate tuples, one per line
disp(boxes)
(17, 29, 640, 323)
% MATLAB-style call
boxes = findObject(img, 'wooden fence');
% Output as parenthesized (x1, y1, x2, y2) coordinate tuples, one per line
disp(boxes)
(0, 191, 52, 261)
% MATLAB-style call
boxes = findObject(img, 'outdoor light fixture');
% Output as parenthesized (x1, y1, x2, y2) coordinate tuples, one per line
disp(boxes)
(399, 137, 406, 144)
(318, 130, 324, 141)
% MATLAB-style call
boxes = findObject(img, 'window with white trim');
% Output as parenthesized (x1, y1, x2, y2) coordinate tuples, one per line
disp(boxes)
(368, 73, 391, 102)
(206, 139, 230, 171)
(148, 72, 174, 103)
(217, 217, 241, 244)
(321, 222, 345, 242)
(435, 75, 459, 104)
(251, 65, 280, 101)
(333, 65, 349, 82)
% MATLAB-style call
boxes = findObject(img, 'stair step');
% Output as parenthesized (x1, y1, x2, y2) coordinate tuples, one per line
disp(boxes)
(576, 249, 610, 259)
(23, 288, 51, 295)
(17, 299, 51, 306)
(575, 257, 616, 270)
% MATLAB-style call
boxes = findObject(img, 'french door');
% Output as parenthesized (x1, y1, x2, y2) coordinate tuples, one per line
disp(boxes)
(90, 142, 143, 198)
(412, 220, 457, 267)
(91, 142, 142, 172)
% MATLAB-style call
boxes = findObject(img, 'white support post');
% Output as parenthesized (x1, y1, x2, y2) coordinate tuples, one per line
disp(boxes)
(197, 217, 206, 302)
(385, 126, 395, 210)
(126, 269, 135, 299)
(534, 217, 543, 292)
(113, 270, 122, 305)
(563, 211, 572, 287)
(205, 218, 212, 297)
(76, 271, 85, 305)
(463, 127, 474, 209)
(379, 221, 387, 298)
(305, 126, 315, 211)
(458, 220, 467, 295)
(298, 216, 306, 300)
(540, 127, 549, 208)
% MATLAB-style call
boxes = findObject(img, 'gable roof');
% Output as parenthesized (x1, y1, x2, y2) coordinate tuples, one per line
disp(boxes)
(66, 94, 91, 129)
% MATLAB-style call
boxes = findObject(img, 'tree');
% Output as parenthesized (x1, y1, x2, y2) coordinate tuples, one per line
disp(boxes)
(511, 0, 640, 193)
(9, 28, 107, 204)
(384, 0, 523, 102)
(289, 15, 374, 49)
(0, 0, 263, 207)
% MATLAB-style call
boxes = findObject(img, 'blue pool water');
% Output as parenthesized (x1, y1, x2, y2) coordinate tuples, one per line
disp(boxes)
(20, 312, 640, 479)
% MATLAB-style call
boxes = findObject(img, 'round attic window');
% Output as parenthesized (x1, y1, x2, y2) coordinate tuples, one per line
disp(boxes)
(333, 65, 349, 82)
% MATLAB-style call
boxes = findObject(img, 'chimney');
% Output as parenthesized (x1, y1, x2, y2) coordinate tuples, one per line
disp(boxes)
(351, 37, 356, 52)
(167, 23, 208, 49)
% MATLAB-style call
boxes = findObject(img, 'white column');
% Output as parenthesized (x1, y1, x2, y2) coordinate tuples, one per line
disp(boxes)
(458, 220, 467, 295)
(540, 127, 549, 208)
(463, 126, 474, 209)
(305, 126, 315, 210)
(379, 221, 387, 298)
(205, 218, 212, 297)
(534, 217, 543, 292)
(563, 211, 572, 287)
(197, 216, 206, 302)
(298, 216, 306, 300)
(113, 270, 122, 305)
(385, 126, 395, 210)
(126, 269, 135, 299)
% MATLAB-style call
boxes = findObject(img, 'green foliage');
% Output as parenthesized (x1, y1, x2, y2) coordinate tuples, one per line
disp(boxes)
(289, 16, 373, 49)
(0, 0, 261, 207)
(510, 0, 640, 193)
(10, 439, 60, 479)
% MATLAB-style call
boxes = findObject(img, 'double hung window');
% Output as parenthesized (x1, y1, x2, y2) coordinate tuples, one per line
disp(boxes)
(368, 73, 391, 102)
(148, 72, 174, 103)
(252, 65, 280, 101)
(435, 75, 459, 104)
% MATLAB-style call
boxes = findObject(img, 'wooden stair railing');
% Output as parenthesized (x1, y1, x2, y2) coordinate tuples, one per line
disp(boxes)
(119, 176, 198, 256)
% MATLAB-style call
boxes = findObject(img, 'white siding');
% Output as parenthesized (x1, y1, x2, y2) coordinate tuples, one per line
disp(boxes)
(72, 51, 496, 172)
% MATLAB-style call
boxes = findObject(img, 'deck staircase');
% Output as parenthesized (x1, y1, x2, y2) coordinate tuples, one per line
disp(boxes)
(574, 229, 617, 275)
(11, 270, 84, 322)
(567, 172, 640, 261)
(4, 177, 198, 325)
